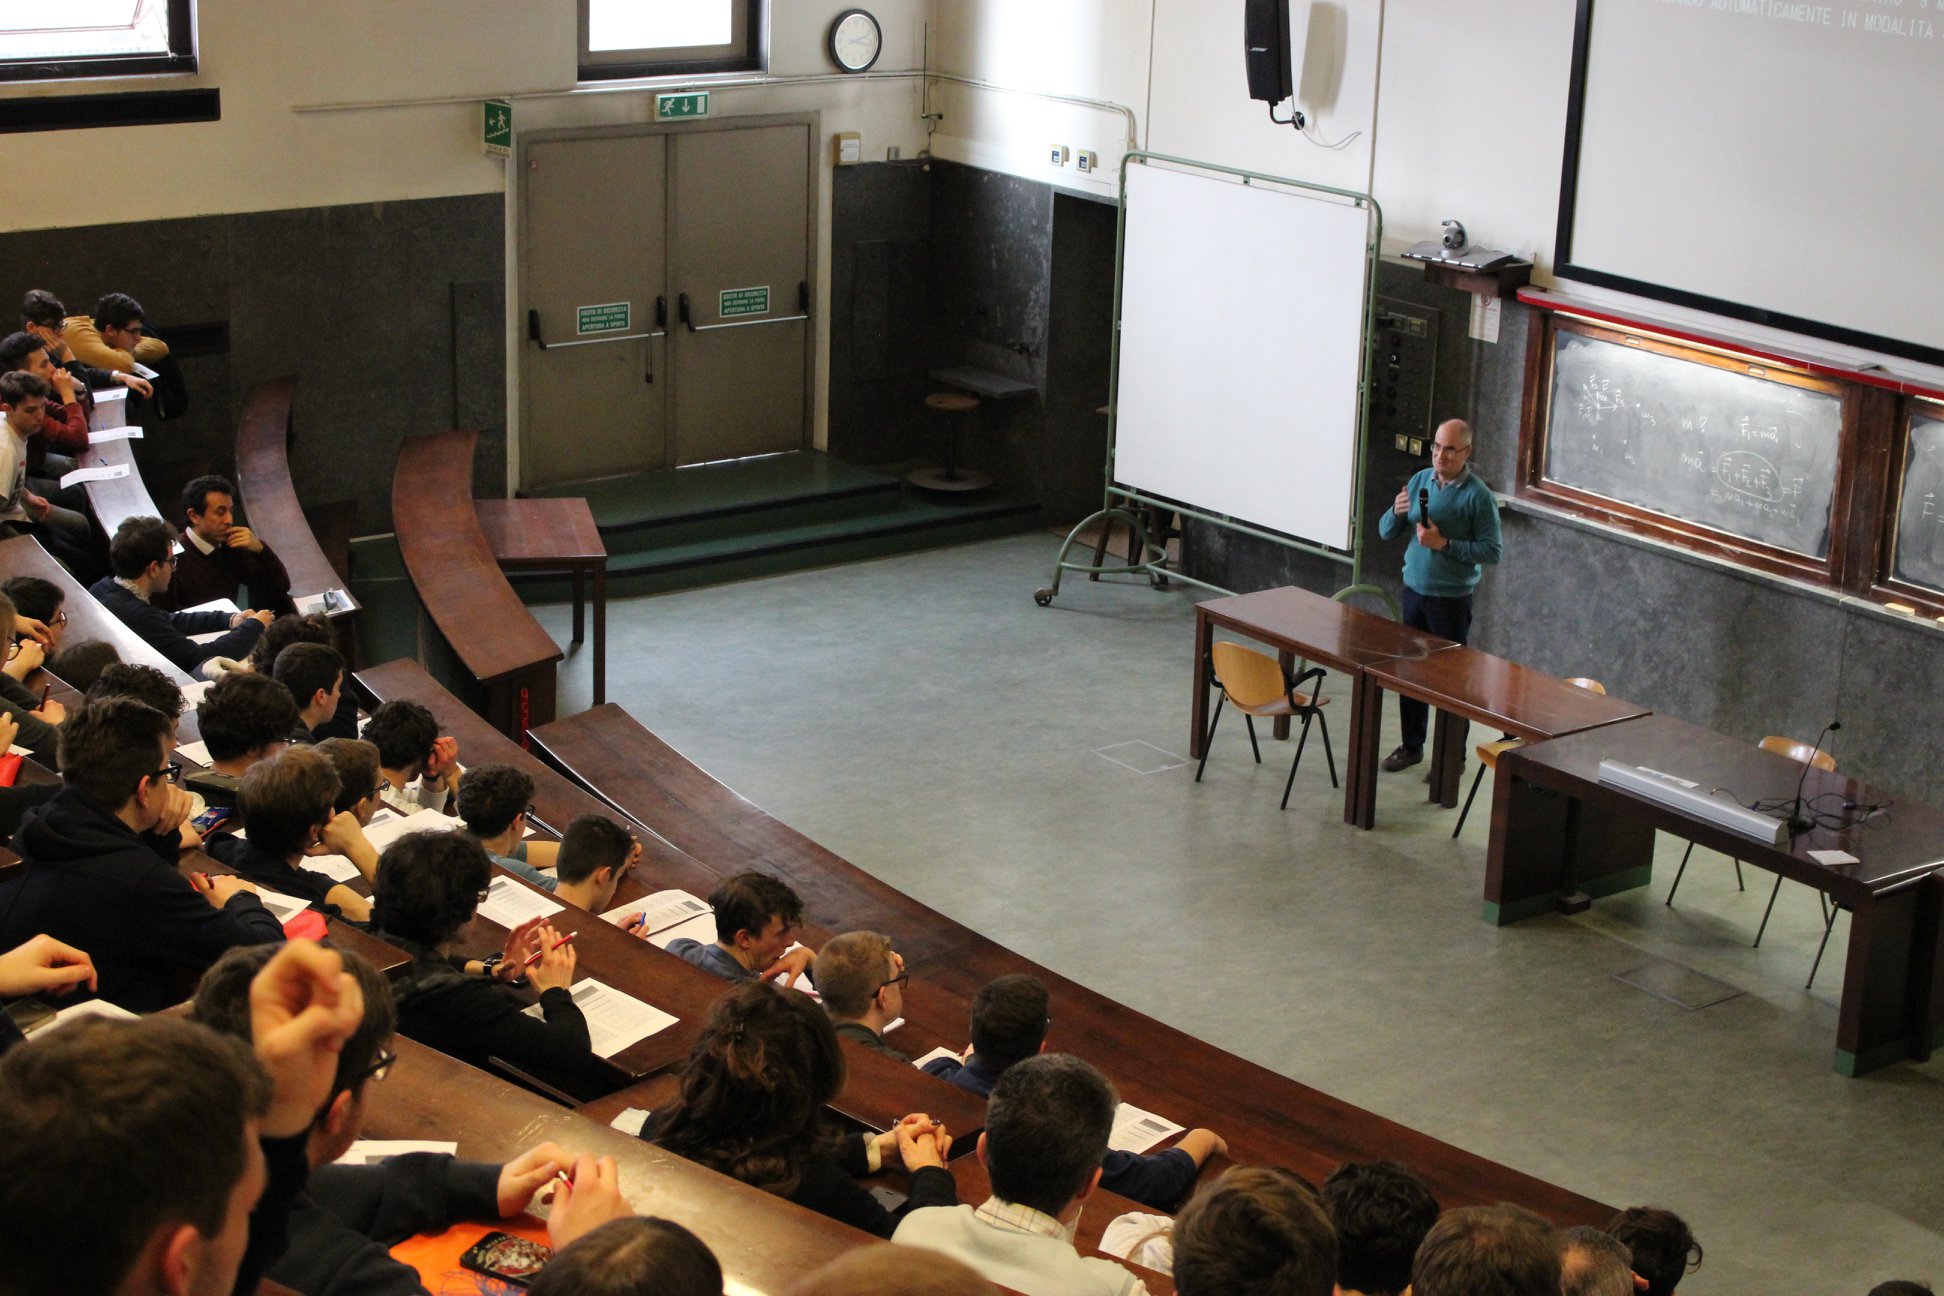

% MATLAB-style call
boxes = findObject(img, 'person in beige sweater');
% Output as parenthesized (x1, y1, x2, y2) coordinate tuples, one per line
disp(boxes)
(61, 292, 169, 374)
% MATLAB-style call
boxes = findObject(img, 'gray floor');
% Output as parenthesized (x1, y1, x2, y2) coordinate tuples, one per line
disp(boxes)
(530, 531, 1944, 1296)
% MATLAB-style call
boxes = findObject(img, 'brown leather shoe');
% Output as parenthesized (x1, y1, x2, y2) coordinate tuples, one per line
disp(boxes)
(1382, 745, 1423, 773)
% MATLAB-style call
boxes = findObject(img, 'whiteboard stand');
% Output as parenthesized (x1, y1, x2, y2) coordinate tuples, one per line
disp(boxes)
(1033, 152, 1391, 615)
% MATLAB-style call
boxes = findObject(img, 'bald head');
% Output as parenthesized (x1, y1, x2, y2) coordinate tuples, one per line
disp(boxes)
(1432, 419, 1474, 482)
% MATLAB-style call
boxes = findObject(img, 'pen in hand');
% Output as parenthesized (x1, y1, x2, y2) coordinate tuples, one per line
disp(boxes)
(524, 931, 579, 968)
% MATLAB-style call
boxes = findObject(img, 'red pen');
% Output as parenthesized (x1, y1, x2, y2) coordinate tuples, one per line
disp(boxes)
(523, 931, 578, 968)
(39, 682, 49, 706)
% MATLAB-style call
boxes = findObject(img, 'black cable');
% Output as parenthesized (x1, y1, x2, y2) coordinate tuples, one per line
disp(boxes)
(1266, 100, 1305, 130)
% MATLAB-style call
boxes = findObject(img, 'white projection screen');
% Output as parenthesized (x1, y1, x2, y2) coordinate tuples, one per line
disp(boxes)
(1114, 162, 1374, 551)
(1559, 0, 1944, 363)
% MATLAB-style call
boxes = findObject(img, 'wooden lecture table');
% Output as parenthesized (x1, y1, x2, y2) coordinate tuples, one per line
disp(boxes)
(475, 497, 608, 706)
(235, 375, 363, 638)
(1492, 713, 1944, 1075)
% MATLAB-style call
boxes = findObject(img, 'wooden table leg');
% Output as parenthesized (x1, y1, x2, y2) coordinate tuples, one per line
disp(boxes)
(1346, 673, 1383, 829)
(1429, 711, 1468, 808)
(593, 561, 607, 708)
(571, 567, 586, 644)
(1190, 611, 1212, 759)
(1834, 883, 1927, 1076)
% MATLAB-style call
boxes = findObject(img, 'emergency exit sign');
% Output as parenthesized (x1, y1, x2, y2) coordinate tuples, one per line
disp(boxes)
(576, 302, 630, 334)
(655, 92, 710, 120)
(720, 286, 770, 317)
(482, 100, 511, 156)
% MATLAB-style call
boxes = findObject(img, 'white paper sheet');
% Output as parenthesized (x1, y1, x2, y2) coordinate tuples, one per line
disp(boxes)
(187, 630, 225, 645)
(522, 978, 678, 1058)
(609, 1107, 652, 1136)
(8, 743, 31, 757)
(87, 426, 143, 444)
(59, 464, 129, 488)
(252, 887, 315, 924)
(1809, 849, 1860, 866)
(477, 874, 565, 927)
(360, 807, 462, 851)
(602, 888, 711, 937)
(179, 679, 214, 707)
(183, 597, 242, 615)
(24, 996, 136, 1038)
(911, 1046, 964, 1070)
(1108, 1102, 1185, 1155)
(94, 386, 129, 404)
(174, 739, 211, 767)
(132, 362, 160, 380)
(333, 1139, 458, 1166)
(301, 853, 363, 884)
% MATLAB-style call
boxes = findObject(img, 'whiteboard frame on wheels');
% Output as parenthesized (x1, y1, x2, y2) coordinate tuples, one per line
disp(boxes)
(1113, 158, 1375, 553)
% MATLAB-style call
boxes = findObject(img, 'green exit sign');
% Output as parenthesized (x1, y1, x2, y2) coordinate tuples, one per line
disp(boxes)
(656, 91, 710, 120)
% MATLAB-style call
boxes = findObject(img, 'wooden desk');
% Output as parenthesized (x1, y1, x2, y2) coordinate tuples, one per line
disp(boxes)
(76, 397, 166, 539)
(392, 431, 560, 742)
(1192, 587, 1457, 828)
(1494, 714, 1944, 1075)
(1362, 647, 1650, 815)
(234, 376, 362, 639)
(365, 1035, 886, 1291)
(475, 498, 608, 706)
(527, 705, 1617, 1226)
(0, 535, 196, 685)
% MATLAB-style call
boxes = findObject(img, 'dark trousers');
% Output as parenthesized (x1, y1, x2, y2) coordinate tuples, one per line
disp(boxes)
(1399, 586, 1474, 751)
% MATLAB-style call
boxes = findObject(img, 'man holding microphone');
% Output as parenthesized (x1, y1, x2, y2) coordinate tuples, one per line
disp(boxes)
(1375, 418, 1502, 773)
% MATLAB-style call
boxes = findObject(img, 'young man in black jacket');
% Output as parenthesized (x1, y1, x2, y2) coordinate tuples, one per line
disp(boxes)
(191, 943, 627, 1296)
(90, 515, 272, 679)
(0, 696, 283, 1011)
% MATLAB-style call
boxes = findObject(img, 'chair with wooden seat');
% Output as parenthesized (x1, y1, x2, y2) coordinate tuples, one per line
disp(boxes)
(1194, 641, 1336, 809)
(1664, 736, 1837, 956)
(1450, 677, 1605, 839)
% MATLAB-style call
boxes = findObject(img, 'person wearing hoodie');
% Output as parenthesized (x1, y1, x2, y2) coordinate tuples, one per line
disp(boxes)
(0, 695, 284, 1011)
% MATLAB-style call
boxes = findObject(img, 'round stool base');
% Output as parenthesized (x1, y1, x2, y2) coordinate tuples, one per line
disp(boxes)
(906, 465, 993, 493)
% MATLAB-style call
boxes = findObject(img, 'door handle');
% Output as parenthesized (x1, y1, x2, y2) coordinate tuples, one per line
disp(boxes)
(798, 280, 810, 314)
(678, 293, 694, 332)
(656, 296, 668, 329)
(527, 309, 547, 351)
(688, 314, 811, 333)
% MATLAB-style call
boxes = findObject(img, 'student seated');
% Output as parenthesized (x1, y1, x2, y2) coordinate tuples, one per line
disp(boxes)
(61, 291, 170, 375)
(929, 973, 1225, 1212)
(1606, 1206, 1702, 1296)
(1559, 1225, 1636, 1296)
(455, 760, 560, 889)
(0, 932, 97, 1056)
(0, 696, 283, 1010)
(247, 611, 357, 739)
(189, 668, 301, 813)
(0, 589, 64, 753)
(273, 640, 346, 743)
(371, 829, 601, 1098)
(0, 331, 88, 480)
(191, 943, 628, 1296)
(90, 515, 272, 678)
(0, 714, 55, 841)
(552, 813, 642, 914)
(0, 371, 101, 580)
(529, 1218, 723, 1296)
(0, 940, 366, 1296)
(159, 474, 295, 615)
(85, 660, 186, 736)
(3, 574, 66, 647)
(1165, 1167, 1338, 1296)
(657, 870, 816, 986)
(645, 980, 955, 1237)
(215, 747, 374, 923)
(1316, 1159, 1440, 1296)
(1410, 1206, 1560, 1296)
(46, 637, 118, 691)
(813, 930, 908, 1059)
(312, 736, 388, 882)
(786, 1246, 1001, 1296)
(892, 1053, 1145, 1296)
(364, 699, 463, 813)
(20, 288, 152, 397)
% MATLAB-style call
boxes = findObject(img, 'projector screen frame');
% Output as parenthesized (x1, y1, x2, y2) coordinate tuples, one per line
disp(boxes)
(1552, 0, 1944, 371)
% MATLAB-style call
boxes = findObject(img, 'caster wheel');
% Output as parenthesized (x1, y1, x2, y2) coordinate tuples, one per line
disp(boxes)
(1033, 589, 1055, 606)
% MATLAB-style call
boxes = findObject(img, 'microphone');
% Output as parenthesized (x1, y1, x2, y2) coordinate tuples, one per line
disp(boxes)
(1785, 719, 1840, 836)
(1417, 487, 1430, 525)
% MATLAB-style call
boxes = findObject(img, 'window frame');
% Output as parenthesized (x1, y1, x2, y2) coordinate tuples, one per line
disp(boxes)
(577, 0, 765, 82)
(1872, 398, 1944, 619)
(0, 0, 196, 84)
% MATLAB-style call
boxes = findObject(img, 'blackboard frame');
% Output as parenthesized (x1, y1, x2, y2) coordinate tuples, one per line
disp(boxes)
(1876, 399, 1944, 614)
(1519, 315, 1866, 586)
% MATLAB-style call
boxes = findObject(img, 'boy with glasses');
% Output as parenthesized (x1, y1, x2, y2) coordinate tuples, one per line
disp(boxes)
(813, 930, 909, 1059)
(91, 515, 274, 678)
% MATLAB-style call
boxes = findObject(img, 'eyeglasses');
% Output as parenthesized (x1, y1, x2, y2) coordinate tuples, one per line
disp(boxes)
(368, 782, 390, 800)
(147, 762, 182, 785)
(1431, 442, 1470, 457)
(358, 1047, 397, 1084)
(877, 972, 910, 993)
(476, 885, 494, 903)
(50, 611, 66, 627)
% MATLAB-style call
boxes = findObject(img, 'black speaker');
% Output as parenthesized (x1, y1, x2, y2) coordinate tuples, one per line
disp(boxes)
(1244, 0, 1292, 103)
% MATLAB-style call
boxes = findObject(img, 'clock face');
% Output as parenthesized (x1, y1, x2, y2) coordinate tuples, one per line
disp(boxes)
(830, 9, 881, 73)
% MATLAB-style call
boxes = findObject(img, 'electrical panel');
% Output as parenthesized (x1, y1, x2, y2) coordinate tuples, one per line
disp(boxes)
(1369, 298, 1439, 463)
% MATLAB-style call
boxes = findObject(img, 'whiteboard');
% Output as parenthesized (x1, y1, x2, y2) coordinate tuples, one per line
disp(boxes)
(1114, 161, 1372, 550)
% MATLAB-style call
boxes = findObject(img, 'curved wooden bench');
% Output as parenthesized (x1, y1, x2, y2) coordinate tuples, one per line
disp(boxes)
(391, 430, 559, 740)
(234, 375, 362, 633)
(0, 535, 195, 687)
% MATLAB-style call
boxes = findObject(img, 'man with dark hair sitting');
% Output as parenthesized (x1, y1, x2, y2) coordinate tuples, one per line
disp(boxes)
(1171, 1167, 1337, 1296)
(364, 698, 463, 813)
(85, 660, 186, 731)
(455, 760, 560, 890)
(894, 1053, 1148, 1296)
(814, 930, 908, 1059)
(21, 288, 152, 397)
(552, 813, 641, 914)
(928, 972, 1226, 1213)
(1410, 1205, 1561, 1296)
(162, 474, 295, 615)
(274, 641, 346, 743)
(0, 696, 283, 1010)
(91, 515, 273, 678)
(1319, 1160, 1440, 1296)
(215, 747, 375, 923)
(247, 612, 358, 739)
(0, 331, 89, 482)
(659, 869, 816, 985)
(0, 370, 101, 580)
(1606, 1206, 1702, 1296)
(62, 290, 170, 375)
(191, 943, 624, 1296)
(189, 669, 301, 814)
(0, 941, 366, 1296)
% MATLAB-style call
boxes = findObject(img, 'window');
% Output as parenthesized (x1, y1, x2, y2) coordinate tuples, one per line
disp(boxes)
(579, 0, 764, 81)
(0, 0, 195, 82)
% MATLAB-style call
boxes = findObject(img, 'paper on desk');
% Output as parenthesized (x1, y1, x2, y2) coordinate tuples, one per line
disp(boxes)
(187, 630, 226, 645)
(1108, 1102, 1185, 1155)
(87, 426, 143, 444)
(252, 887, 315, 924)
(1809, 849, 1860, 865)
(184, 597, 242, 615)
(175, 739, 212, 767)
(294, 589, 351, 616)
(9, 743, 32, 757)
(911, 1046, 965, 1070)
(522, 978, 678, 1058)
(610, 1107, 652, 1137)
(59, 464, 129, 489)
(24, 996, 136, 1037)
(93, 386, 129, 404)
(602, 888, 710, 938)
(361, 807, 462, 851)
(179, 679, 214, 707)
(301, 853, 363, 884)
(477, 874, 564, 927)
(772, 941, 818, 999)
(132, 362, 160, 380)
(334, 1139, 458, 1166)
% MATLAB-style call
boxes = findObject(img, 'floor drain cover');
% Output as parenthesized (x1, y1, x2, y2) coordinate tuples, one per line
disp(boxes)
(1093, 740, 1191, 775)
(1616, 960, 1746, 1011)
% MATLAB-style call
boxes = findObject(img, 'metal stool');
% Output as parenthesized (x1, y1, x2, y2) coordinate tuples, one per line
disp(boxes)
(907, 391, 992, 492)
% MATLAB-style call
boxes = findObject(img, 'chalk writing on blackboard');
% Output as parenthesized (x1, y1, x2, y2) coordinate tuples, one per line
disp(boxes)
(1891, 411, 1944, 595)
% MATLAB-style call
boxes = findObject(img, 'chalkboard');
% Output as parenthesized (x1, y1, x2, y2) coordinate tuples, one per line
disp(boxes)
(1544, 332, 1843, 558)
(1892, 410, 1944, 594)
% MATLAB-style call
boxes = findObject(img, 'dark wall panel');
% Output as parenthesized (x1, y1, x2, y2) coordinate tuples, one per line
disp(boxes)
(827, 161, 931, 468)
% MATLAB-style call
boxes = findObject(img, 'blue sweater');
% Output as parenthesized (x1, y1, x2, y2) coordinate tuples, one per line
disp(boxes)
(1376, 467, 1502, 597)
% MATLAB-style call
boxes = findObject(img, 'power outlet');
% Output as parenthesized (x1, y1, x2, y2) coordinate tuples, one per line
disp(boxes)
(1075, 149, 1098, 174)
(1049, 144, 1070, 167)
